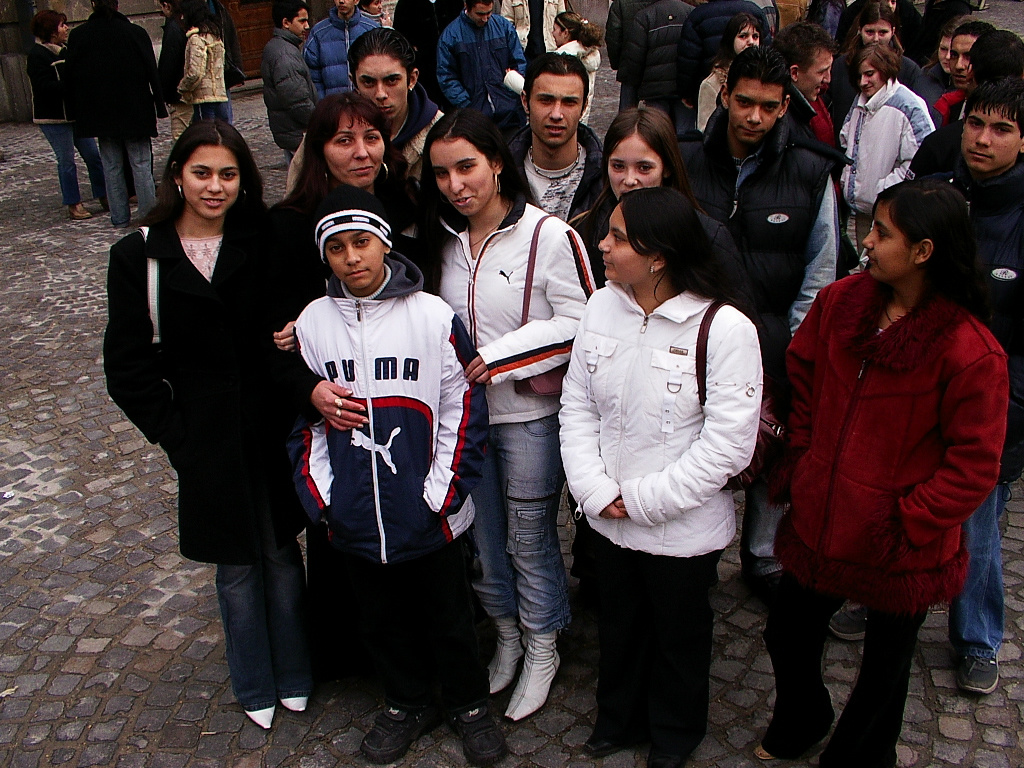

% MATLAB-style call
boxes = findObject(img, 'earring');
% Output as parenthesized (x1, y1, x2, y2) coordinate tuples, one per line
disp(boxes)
(649, 264, 655, 274)
(378, 161, 389, 182)
(177, 184, 183, 198)
(494, 173, 501, 197)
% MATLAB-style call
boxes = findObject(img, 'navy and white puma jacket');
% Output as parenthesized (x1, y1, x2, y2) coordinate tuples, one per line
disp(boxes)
(287, 253, 488, 564)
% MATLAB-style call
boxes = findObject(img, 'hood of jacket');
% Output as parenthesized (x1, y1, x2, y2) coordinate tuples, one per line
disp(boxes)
(325, 250, 424, 300)
(393, 83, 440, 147)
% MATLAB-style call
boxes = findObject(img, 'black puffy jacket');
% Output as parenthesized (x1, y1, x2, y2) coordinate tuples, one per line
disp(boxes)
(675, 0, 770, 102)
(680, 111, 837, 382)
(617, 0, 693, 100)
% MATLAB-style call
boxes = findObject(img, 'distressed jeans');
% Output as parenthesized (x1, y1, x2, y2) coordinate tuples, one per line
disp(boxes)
(470, 414, 571, 634)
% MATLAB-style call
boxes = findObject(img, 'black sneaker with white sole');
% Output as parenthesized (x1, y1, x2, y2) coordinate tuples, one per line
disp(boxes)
(452, 705, 508, 766)
(956, 656, 999, 695)
(360, 705, 442, 764)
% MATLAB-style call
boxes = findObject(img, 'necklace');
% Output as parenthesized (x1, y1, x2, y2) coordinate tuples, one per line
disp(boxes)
(469, 200, 512, 254)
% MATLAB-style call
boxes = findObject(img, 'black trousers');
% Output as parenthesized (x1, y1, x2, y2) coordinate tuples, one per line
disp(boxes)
(592, 534, 722, 758)
(345, 538, 489, 714)
(762, 573, 927, 768)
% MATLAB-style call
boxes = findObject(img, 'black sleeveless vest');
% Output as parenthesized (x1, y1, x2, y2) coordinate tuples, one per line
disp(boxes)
(680, 112, 836, 381)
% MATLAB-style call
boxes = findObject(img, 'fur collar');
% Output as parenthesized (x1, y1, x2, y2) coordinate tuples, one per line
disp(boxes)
(832, 273, 969, 373)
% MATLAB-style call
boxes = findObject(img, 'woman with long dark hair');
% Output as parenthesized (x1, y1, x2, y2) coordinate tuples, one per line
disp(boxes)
(575, 107, 753, 304)
(421, 108, 594, 722)
(757, 179, 1007, 767)
(560, 186, 763, 765)
(104, 120, 314, 730)
(696, 12, 761, 133)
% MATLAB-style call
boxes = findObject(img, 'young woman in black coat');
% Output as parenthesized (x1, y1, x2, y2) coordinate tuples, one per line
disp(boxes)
(104, 120, 319, 731)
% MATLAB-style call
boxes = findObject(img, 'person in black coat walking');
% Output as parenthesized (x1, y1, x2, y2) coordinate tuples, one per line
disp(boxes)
(65, 0, 167, 228)
(104, 121, 321, 731)
(158, 0, 191, 141)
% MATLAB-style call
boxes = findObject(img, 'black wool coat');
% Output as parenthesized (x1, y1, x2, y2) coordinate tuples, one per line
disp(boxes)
(104, 218, 318, 565)
(65, 11, 168, 139)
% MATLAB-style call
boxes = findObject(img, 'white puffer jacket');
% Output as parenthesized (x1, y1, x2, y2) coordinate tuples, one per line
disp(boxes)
(439, 199, 595, 425)
(559, 283, 763, 557)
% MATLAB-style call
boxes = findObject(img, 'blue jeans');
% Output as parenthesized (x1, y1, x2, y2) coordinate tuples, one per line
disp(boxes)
(193, 101, 231, 122)
(470, 414, 571, 634)
(741, 476, 785, 578)
(97, 137, 156, 227)
(39, 123, 106, 206)
(216, 506, 312, 711)
(949, 484, 1007, 660)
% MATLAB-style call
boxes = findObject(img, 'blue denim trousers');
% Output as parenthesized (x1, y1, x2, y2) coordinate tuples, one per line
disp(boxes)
(193, 101, 231, 123)
(470, 414, 571, 634)
(97, 137, 157, 227)
(38, 123, 106, 206)
(215, 506, 312, 711)
(949, 484, 1007, 660)
(741, 476, 786, 578)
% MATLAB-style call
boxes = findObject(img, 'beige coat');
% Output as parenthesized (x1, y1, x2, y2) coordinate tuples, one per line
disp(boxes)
(179, 29, 227, 104)
(501, 0, 565, 53)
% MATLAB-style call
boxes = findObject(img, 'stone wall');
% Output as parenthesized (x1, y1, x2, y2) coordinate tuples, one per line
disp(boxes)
(0, 0, 163, 122)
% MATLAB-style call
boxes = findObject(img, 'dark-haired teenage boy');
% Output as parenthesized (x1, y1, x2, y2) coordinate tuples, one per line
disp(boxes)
(909, 28, 1024, 178)
(941, 78, 1024, 695)
(262, 0, 316, 163)
(680, 45, 840, 604)
(507, 53, 603, 222)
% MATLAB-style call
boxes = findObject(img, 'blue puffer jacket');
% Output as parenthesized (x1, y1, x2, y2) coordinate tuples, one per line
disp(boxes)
(303, 7, 379, 99)
(437, 12, 527, 130)
(675, 0, 770, 102)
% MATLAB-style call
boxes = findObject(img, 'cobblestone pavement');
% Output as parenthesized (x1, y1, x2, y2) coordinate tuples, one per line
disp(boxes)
(2, 4, 1024, 765)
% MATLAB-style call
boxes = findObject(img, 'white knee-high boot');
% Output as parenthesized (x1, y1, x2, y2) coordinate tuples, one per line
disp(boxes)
(487, 616, 524, 694)
(504, 630, 559, 721)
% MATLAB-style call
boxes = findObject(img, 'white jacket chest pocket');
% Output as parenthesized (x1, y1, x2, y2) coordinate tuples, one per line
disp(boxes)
(649, 348, 698, 434)
(580, 332, 618, 403)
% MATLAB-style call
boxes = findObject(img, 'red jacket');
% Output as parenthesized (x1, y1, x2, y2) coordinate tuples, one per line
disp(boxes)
(935, 89, 966, 127)
(775, 274, 1008, 614)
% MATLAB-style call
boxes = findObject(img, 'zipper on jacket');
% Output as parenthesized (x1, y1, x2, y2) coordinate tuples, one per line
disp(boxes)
(465, 232, 500, 347)
(816, 358, 869, 572)
(615, 309, 648, 480)
(356, 298, 388, 563)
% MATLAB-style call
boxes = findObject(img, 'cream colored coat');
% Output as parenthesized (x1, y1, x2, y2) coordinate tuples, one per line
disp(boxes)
(179, 29, 227, 104)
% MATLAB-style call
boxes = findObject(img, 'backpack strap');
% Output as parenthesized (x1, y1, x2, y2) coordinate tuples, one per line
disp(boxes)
(696, 300, 728, 407)
(139, 227, 160, 345)
(520, 214, 555, 327)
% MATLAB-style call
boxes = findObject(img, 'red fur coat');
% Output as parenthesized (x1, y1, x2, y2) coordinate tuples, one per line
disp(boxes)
(775, 273, 1008, 614)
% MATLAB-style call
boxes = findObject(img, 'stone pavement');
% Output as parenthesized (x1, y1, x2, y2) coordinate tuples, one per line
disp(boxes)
(2, 3, 1024, 764)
